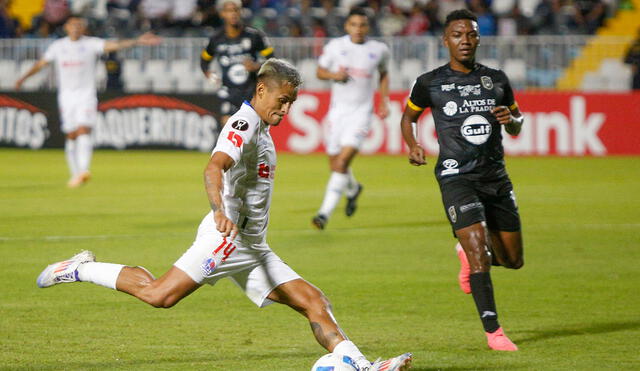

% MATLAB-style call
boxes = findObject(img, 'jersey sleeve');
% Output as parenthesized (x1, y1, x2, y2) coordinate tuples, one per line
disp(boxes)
(212, 116, 259, 165)
(378, 43, 390, 74)
(317, 41, 335, 70)
(407, 74, 432, 111)
(499, 70, 518, 111)
(201, 38, 216, 63)
(89, 37, 106, 55)
(255, 30, 274, 59)
(42, 42, 57, 62)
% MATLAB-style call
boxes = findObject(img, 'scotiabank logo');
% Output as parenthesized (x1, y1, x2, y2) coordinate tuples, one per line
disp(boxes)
(95, 95, 219, 151)
(0, 95, 49, 149)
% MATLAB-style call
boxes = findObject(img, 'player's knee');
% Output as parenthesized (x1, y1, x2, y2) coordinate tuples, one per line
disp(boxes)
(505, 256, 524, 269)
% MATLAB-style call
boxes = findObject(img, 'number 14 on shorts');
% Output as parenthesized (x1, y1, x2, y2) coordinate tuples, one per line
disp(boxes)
(201, 237, 237, 277)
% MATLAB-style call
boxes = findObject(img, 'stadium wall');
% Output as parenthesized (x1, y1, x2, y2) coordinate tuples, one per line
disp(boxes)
(1, 91, 639, 156)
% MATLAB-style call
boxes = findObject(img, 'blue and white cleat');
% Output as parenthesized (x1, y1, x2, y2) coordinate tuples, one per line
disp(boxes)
(369, 352, 412, 371)
(36, 250, 95, 288)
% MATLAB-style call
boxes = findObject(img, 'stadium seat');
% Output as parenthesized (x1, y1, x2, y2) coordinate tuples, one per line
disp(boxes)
(124, 73, 149, 92)
(503, 58, 527, 88)
(122, 59, 142, 79)
(400, 58, 424, 87)
(387, 59, 402, 90)
(581, 72, 606, 91)
(479, 58, 500, 70)
(297, 58, 327, 90)
(19, 59, 47, 90)
(0, 60, 17, 89)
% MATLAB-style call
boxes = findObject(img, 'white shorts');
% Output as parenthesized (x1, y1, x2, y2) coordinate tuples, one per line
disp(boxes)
(58, 95, 98, 134)
(174, 212, 301, 307)
(325, 105, 373, 156)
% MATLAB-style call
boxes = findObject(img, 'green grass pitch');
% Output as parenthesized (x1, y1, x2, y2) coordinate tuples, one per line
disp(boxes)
(1, 148, 639, 370)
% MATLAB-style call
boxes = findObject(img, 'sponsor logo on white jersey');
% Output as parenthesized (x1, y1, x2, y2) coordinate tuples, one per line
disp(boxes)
(460, 114, 492, 145)
(443, 101, 458, 116)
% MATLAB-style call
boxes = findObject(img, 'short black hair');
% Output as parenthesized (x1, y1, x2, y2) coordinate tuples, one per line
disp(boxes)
(444, 9, 478, 29)
(347, 6, 368, 20)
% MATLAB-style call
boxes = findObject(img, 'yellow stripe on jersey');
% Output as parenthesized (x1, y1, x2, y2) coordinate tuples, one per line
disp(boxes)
(509, 102, 519, 111)
(260, 47, 274, 57)
(201, 49, 213, 61)
(407, 99, 425, 112)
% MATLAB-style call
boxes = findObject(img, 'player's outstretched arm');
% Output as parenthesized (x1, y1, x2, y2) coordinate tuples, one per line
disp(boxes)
(103, 32, 162, 53)
(491, 105, 523, 136)
(204, 152, 238, 239)
(400, 106, 427, 166)
(378, 70, 390, 119)
(15, 59, 49, 90)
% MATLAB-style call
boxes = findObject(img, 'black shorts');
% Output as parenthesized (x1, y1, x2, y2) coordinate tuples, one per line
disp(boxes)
(216, 86, 253, 117)
(439, 175, 521, 233)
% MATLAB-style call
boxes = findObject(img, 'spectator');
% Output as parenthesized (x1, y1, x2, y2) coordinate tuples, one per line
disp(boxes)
(0, 0, 20, 38)
(469, 0, 497, 36)
(399, 3, 430, 36)
(43, 0, 71, 31)
(624, 28, 640, 90)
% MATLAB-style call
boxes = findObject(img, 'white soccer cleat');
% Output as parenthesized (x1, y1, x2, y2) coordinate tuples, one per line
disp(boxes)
(36, 250, 95, 288)
(369, 353, 412, 371)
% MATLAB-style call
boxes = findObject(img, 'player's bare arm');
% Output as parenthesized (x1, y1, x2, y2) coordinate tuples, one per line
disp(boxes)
(204, 152, 238, 239)
(14, 59, 49, 90)
(378, 70, 390, 119)
(103, 32, 162, 53)
(491, 105, 523, 136)
(317, 66, 350, 83)
(400, 106, 427, 166)
(243, 58, 262, 72)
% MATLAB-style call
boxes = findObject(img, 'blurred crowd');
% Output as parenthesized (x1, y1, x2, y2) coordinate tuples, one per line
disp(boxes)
(0, 0, 626, 39)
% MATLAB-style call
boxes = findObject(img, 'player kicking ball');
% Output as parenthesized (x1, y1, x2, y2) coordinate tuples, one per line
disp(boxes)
(36, 59, 411, 371)
(400, 10, 525, 351)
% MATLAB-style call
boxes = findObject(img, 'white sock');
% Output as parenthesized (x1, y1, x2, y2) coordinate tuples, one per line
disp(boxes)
(333, 340, 370, 369)
(345, 168, 359, 198)
(76, 262, 124, 290)
(75, 134, 93, 174)
(318, 172, 349, 217)
(64, 139, 78, 177)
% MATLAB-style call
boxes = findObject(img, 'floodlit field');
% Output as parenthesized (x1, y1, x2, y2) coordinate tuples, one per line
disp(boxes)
(1, 148, 639, 370)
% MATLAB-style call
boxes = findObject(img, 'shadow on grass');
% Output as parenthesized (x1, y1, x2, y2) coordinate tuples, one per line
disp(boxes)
(6, 350, 320, 370)
(516, 320, 640, 344)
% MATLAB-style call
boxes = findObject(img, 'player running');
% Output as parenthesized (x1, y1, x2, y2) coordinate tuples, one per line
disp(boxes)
(200, 0, 274, 125)
(36, 59, 411, 371)
(312, 7, 390, 230)
(15, 16, 161, 188)
(400, 9, 524, 351)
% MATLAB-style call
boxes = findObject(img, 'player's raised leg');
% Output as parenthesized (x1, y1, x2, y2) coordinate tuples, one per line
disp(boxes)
(488, 230, 524, 269)
(313, 146, 359, 229)
(37, 250, 200, 308)
(268, 279, 412, 370)
(456, 223, 518, 351)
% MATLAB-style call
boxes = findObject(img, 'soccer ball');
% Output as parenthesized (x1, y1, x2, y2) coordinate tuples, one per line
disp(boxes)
(311, 353, 359, 371)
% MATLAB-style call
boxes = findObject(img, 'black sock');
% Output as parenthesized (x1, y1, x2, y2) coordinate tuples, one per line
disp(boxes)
(469, 272, 500, 333)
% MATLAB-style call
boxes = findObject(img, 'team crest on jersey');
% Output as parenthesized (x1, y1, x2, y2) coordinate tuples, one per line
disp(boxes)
(231, 119, 249, 131)
(457, 84, 481, 97)
(460, 114, 492, 145)
(241, 38, 251, 49)
(441, 83, 455, 92)
(443, 101, 458, 116)
(481, 76, 494, 90)
(448, 206, 457, 223)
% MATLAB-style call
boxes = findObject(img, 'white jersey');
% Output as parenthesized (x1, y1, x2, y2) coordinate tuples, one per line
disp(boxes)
(43, 36, 105, 100)
(318, 35, 390, 112)
(212, 101, 276, 239)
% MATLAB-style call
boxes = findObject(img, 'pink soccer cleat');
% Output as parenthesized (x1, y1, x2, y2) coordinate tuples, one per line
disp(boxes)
(370, 352, 412, 371)
(486, 327, 518, 351)
(455, 243, 471, 294)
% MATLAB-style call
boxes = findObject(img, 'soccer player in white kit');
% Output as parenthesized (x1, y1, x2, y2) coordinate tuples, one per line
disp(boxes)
(35, 59, 412, 371)
(15, 16, 161, 188)
(312, 7, 390, 230)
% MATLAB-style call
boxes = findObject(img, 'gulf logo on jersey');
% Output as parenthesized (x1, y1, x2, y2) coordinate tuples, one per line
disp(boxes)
(460, 114, 492, 145)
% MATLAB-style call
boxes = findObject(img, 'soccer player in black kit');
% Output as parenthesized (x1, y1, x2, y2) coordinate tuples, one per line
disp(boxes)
(400, 9, 524, 351)
(200, 0, 274, 124)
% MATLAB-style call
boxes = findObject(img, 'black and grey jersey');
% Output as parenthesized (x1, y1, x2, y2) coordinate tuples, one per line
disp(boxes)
(200, 26, 274, 95)
(408, 63, 518, 183)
